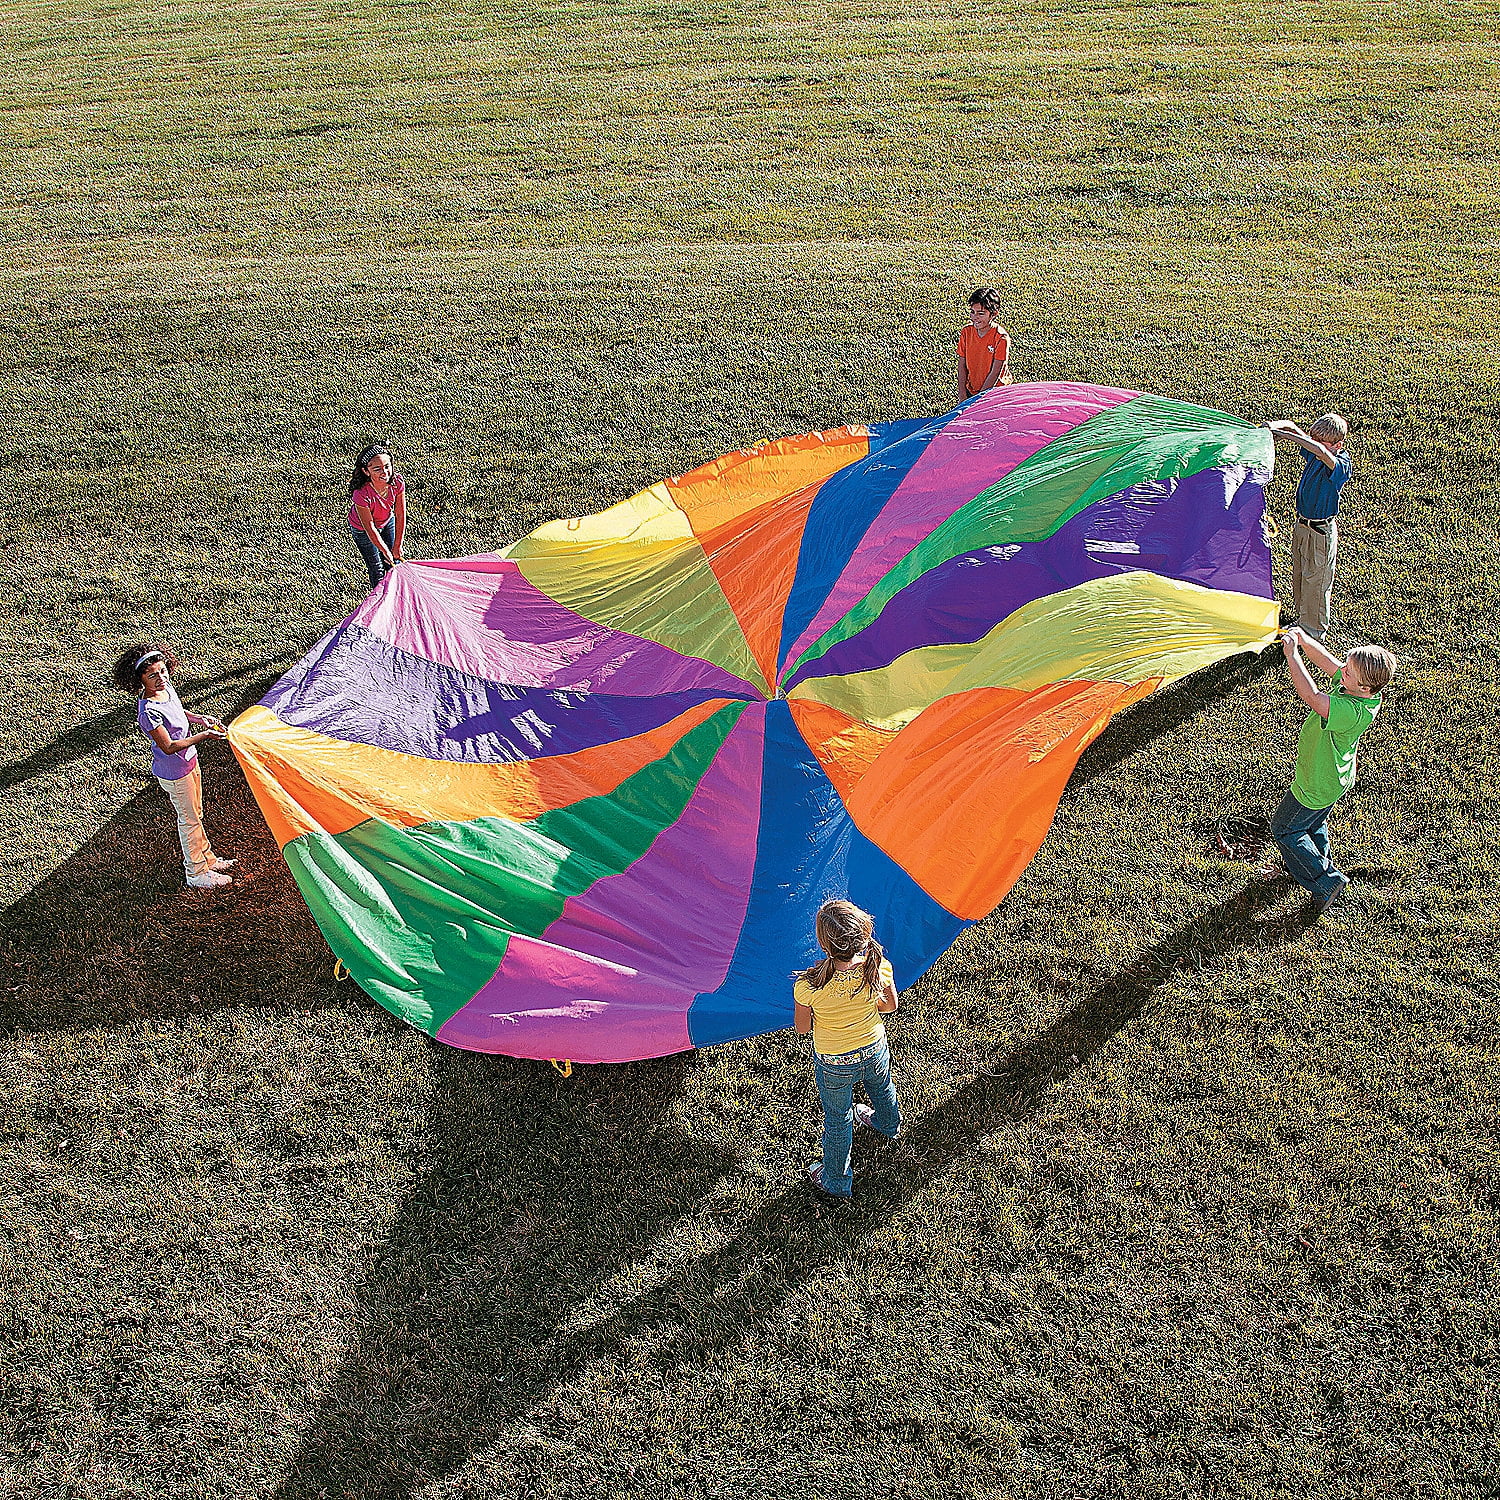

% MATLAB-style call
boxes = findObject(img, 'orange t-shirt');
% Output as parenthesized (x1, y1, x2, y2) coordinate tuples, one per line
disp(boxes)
(958, 324, 1012, 396)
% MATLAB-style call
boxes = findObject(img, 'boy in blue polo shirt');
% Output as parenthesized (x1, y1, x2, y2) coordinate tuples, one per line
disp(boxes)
(1266, 414, 1352, 641)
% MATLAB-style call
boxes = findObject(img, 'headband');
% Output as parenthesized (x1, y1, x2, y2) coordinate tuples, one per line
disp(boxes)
(135, 651, 165, 671)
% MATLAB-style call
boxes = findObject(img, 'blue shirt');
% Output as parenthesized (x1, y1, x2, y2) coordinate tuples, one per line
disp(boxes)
(1295, 449, 1351, 521)
(138, 678, 198, 781)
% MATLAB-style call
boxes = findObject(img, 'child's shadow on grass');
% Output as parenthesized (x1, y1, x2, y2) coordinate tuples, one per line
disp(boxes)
(0, 653, 296, 796)
(1, 658, 328, 1034)
(274, 1047, 733, 1500)
(0, 741, 345, 1034)
(275, 878, 1306, 1499)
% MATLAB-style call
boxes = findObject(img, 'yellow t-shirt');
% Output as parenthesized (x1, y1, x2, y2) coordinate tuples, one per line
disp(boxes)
(794, 958, 895, 1056)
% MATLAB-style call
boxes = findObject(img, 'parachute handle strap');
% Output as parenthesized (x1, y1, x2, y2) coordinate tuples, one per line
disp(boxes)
(550, 1059, 573, 1078)
(332, 959, 350, 982)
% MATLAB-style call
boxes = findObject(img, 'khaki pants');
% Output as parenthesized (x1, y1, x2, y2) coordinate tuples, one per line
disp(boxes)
(158, 764, 216, 880)
(1291, 518, 1338, 641)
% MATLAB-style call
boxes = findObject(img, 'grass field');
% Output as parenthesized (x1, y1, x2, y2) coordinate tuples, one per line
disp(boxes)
(3, 1, 1498, 1496)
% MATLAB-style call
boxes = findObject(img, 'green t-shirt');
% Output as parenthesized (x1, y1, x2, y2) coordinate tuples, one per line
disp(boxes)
(1291, 670, 1381, 810)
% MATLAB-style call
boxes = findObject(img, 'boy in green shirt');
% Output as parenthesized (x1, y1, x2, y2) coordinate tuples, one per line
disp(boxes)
(1268, 628, 1396, 914)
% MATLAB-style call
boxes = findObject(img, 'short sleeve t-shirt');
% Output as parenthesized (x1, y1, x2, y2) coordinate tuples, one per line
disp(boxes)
(1295, 450, 1351, 521)
(958, 324, 1011, 396)
(1291, 671, 1380, 810)
(348, 474, 404, 530)
(138, 679, 197, 781)
(794, 957, 895, 1055)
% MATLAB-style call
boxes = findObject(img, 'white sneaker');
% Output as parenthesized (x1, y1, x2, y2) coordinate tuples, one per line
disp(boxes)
(210, 858, 237, 873)
(187, 871, 232, 889)
(853, 1103, 875, 1129)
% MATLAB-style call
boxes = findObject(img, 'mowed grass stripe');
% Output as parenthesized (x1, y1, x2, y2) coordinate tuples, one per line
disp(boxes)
(3, 2, 1499, 258)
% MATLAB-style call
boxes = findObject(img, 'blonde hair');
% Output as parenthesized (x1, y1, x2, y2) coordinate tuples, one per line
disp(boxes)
(800, 899, 884, 996)
(1346, 644, 1396, 693)
(1308, 413, 1348, 443)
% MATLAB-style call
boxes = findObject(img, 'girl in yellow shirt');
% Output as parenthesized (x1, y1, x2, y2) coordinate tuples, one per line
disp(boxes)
(794, 900, 902, 1197)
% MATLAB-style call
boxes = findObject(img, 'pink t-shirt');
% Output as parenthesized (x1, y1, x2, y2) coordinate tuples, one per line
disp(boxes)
(348, 474, 404, 530)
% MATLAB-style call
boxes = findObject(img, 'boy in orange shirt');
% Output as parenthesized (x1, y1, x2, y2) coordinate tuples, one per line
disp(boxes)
(955, 287, 1013, 404)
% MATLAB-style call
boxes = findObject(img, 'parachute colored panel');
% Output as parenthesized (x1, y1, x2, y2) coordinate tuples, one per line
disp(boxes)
(231, 382, 1278, 1063)
(836, 678, 1160, 918)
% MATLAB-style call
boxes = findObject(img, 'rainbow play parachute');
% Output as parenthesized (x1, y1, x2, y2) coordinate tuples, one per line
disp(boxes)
(231, 383, 1278, 1063)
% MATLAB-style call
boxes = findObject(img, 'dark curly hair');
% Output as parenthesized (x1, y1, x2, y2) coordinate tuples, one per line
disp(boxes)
(112, 643, 180, 696)
(968, 286, 1002, 313)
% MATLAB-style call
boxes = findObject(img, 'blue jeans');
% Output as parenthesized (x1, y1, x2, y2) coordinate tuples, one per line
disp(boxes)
(813, 1036, 901, 1196)
(1272, 790, 1343, 898)
(352, 517, 396, 589)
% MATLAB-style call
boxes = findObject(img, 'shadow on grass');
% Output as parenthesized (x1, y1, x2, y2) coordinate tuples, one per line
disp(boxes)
(0, 653, 345, 1032)
(275, 878, 1314, 1499)
(0, 741, 345, 1033)
(0, 651, 297, 794)
(1068, 644, 1280, 793)
(274, 1047, 732, 1500)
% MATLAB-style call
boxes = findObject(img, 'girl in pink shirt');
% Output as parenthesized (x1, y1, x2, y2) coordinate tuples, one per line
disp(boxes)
(348, 444, 407, 589)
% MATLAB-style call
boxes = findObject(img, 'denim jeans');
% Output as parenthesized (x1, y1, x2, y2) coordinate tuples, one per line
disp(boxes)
(1271, 789, 1343, 898)
(813, 1036, 901, 1196)
(352, 517, 396, 589)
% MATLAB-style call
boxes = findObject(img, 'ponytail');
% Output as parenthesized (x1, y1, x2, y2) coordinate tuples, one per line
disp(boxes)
(799, 899, 882, 995)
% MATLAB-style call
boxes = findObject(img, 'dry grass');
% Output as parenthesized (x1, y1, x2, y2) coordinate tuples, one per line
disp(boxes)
(2, 1, 1497, 1496)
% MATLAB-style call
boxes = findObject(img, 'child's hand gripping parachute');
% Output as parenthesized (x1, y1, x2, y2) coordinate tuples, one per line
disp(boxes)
(230, 383, 1278, 1063)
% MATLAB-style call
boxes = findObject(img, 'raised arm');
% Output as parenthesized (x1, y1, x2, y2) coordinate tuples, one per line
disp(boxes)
(1265, 420, 1342, 472)
(1282, 631, 1330, 719)
(1287, 626, 1343, 676)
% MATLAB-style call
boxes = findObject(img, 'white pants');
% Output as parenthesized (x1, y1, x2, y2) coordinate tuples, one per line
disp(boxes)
(158, 765, 216, 880)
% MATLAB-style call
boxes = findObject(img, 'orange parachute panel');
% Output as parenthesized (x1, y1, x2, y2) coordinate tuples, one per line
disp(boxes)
(844, 678, 1159, 918)
(788, 697, 915, 805)
(667, 428, 870, 691)
(665, 427, 869, 534)
(695, 483, 823, 692)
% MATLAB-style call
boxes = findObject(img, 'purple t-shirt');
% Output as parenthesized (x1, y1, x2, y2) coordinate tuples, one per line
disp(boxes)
(138, 679, 197, 780)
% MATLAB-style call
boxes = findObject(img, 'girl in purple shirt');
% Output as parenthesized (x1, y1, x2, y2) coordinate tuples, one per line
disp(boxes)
(113, 644, 236, 890)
